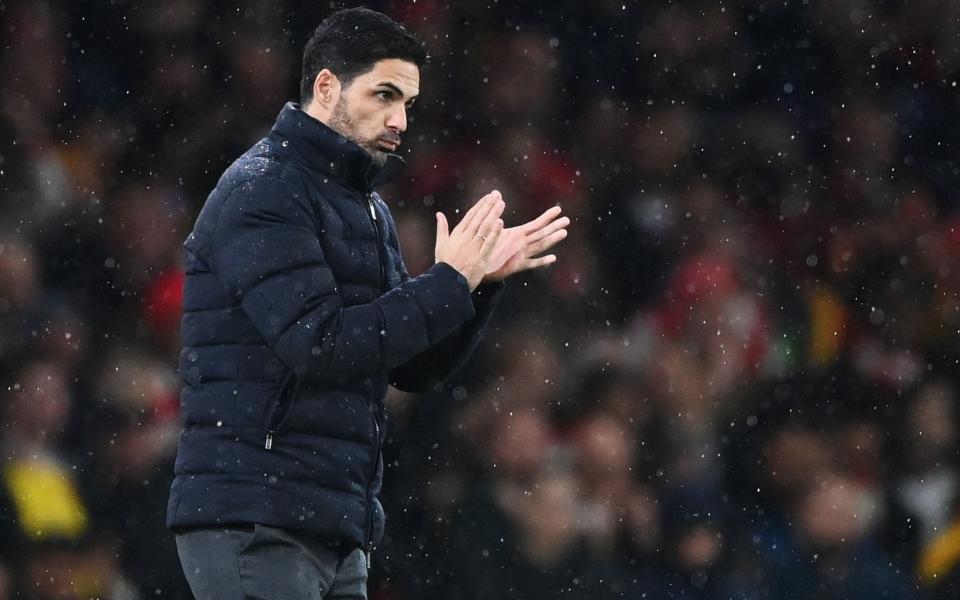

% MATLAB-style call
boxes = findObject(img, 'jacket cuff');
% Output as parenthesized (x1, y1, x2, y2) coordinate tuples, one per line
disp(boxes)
(415, 262, 476, 340)
(432, 261, 471, 291)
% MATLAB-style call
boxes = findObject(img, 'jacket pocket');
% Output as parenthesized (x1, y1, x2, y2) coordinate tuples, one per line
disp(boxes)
(264, 371, 301, 449)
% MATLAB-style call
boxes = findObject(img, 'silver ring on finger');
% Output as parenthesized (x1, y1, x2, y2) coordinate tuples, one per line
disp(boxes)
(476, 232, 487, 241)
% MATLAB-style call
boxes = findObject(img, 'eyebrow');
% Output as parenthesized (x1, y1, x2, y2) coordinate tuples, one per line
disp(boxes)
(376, 82, 418, 103)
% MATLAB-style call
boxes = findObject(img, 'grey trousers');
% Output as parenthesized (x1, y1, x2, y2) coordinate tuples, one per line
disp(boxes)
(175, 524, 367, 600)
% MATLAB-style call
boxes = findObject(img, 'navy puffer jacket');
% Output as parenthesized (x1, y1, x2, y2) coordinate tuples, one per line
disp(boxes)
(166, 102, 504, 551)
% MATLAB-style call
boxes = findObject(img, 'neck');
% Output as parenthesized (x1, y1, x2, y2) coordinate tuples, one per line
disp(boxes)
(302, 99, 331, 126)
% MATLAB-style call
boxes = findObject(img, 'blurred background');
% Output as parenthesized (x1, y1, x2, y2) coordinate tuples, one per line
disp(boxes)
(1, 0, 959, 598)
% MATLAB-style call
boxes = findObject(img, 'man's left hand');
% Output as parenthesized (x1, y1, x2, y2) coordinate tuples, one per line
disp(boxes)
(481, 205, 570, 284)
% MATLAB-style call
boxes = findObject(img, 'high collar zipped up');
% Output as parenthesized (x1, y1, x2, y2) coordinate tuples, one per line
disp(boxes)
(271, 102, 405, 193)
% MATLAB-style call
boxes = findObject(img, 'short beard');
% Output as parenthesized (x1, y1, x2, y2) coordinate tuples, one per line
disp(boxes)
(328, 98, 388, 167)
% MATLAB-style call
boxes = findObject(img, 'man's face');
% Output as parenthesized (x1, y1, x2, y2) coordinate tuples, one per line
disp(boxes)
(328, 59, 419, 166)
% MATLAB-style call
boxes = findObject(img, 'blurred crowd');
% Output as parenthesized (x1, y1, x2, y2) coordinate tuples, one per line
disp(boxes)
(1, 0, 960, 598)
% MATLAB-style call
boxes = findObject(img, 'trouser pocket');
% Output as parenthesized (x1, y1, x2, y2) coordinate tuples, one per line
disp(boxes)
(238, 524, 343, 599)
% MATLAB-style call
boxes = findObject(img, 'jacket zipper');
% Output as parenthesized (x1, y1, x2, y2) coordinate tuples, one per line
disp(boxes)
(367, 193, 386, 290)
(364, 407, 381, 569)
(265, 372, 299, 450)
(364, 191, 385, 568)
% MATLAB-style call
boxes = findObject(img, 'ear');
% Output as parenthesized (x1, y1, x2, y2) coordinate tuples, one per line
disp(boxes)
(312, 69, 341, 109)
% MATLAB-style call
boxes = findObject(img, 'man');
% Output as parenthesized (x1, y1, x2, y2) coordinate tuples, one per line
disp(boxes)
(167, 7, 568, 599)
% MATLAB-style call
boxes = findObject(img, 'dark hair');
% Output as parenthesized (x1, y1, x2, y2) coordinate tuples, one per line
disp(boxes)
(300, 8, 427, 104)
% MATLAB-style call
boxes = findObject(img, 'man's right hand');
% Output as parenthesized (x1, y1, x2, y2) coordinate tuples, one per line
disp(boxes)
(434, 191, 505, 291)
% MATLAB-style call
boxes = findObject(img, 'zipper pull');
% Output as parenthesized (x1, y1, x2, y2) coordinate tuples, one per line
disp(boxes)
(368, 196, 377, 221)
(265, 431, 274, 450)
(365, 548, 372, 570)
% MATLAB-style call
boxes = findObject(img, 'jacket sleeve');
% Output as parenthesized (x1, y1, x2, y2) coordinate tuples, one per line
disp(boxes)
(385, 218, 506, 394)
(388, 278, 504, 393)
(204, 176, 478, 381)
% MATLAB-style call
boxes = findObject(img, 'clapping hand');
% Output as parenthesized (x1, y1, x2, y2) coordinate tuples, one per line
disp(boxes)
(434, 191, 505, 291)
(481, 199, 569, 284)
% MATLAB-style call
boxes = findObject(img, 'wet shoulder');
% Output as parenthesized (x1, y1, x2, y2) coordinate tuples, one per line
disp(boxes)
(217, 137, 290, 194)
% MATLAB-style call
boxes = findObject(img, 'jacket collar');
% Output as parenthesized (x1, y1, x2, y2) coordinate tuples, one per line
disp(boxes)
(271, 101, 405, 192)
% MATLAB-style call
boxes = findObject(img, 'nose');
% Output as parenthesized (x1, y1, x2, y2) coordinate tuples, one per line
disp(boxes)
(386, 105, 407, 133)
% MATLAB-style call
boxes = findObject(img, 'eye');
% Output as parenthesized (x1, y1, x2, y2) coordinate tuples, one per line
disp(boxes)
(375, 90, 392, 101)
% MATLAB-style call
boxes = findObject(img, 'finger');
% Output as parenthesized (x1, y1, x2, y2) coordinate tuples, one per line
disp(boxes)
(474, 197, 505, 239)
(526, 216, 570, 244)
(528, 228, 568, 255)
(519, 205, 563, 234)
(486, 227, 519, 270)
(525, 230, 567, 259)
(435, 212, 449, 254)
(524, 254, 557, 269)
(458, 190, 500, 235)
(480, 219, 505, 258)
(456, 194, 490, 233)
(467, 195, 503, 238)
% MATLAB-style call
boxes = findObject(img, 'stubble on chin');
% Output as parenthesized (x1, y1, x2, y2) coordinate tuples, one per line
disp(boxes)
(368, 148, 388, 167)
(330, 102, 388, 166)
